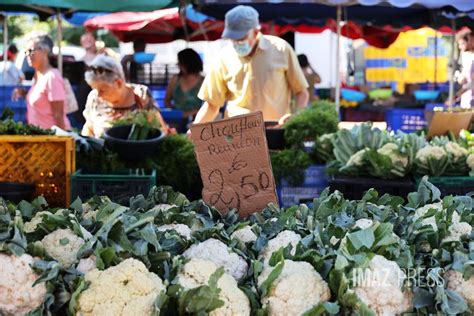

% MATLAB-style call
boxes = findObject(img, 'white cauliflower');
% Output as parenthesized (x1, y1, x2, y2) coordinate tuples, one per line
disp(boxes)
(0, 253, 47, 316)
(413, 203, 444, 232)
(157, 223, 192, 240)
(353, 255, 412, 316)
(444, 142, 468, 162)
(150, 204, 176, 212)
(176, 258, 251, 316)
(467, 154, 474, 171)
(442, 212, 472, 243)
(257, 260, 330, 316)
(24, 211, 54, 233)
(377, 143, 409, 168)
(445, 270, 474, 311)
(230, 226, 257, 243)
(354, 219, 374, 230)
(76, 258, 166, 316)
(82, 203, 97, 220)
(346, 148, 369, 167)
(77, 256, 97, 274)
(183, 238, 248, 280)
(415, 145, 447, 164)
(41, 228, 85, 267)
(260, 230, 302, 264)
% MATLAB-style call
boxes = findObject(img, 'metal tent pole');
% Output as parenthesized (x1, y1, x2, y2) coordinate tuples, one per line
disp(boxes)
(448, 19, 456, 108)
(335, 5, 342, 114)
(3, 14, 8, 84)
(56, 11, 63, 75)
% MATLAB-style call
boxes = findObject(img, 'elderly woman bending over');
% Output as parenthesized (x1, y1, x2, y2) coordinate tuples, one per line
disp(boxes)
(81, 54, 169, 138)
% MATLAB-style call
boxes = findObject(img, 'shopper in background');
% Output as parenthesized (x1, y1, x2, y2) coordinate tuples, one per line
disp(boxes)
(121, 38, 146, 82)
(0, 44, 24, 86)
(164, 48, 204, 118)
(193, 5, 308, 125)
(12, 35, 70, 129)
(456, 29, 474, 108)
(82, 54, 171, 138)
(297, 54, 321, 103)
(80, 32, 98, 65)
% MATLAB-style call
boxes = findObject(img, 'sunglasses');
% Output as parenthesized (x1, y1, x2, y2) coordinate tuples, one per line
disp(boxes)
(24, 48, 41, 56)
(85, 65, 114, 75)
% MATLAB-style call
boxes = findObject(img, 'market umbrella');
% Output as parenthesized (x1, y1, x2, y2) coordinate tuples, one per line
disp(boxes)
(0, 0, 180, 74)
(84, 7, 224, 43)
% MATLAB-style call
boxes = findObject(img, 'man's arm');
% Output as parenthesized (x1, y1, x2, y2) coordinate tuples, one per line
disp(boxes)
(193, 101, 220, 124)
(294, 89, 309, 111)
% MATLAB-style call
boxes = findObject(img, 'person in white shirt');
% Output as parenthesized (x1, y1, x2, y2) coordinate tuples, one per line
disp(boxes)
(0, 44, 24, 86)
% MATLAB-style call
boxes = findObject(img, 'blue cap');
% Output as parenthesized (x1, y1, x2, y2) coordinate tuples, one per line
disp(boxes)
(222, 5, 259, 40)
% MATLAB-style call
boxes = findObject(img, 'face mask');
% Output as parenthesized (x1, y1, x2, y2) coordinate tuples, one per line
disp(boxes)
(233, 41, 252, 57)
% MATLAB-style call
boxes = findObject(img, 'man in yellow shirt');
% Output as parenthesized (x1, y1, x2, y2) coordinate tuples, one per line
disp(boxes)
(193, 5, 309, 124)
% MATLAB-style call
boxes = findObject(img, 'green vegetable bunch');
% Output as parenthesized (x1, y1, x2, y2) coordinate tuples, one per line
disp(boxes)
(113, 110, 162, 141)
(1, 177, 472, 315)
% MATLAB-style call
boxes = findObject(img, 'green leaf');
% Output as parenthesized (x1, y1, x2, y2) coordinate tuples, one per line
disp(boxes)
(179, 267, 225, 314)
(303, 302, 340, 316)
(259, 260, 285, 298)
(68, 278, 88, 316)
(59, 238, 70, 246)
(347, 229, 375, 250)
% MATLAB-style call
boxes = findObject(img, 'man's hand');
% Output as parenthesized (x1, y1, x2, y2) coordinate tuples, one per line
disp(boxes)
(278, 114, 292, 126)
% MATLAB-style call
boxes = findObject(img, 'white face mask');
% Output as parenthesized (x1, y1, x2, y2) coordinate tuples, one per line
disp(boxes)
(233, 40, 253, 57)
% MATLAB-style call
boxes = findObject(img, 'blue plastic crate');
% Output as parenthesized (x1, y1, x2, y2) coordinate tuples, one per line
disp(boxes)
(385, 108, 426, 133)
(160, 108, 183, 121)
(277, 165, 328, 207)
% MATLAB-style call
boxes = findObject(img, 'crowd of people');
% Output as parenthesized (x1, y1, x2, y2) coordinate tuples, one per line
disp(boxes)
(0, 5, 323, 139)
(23, 6, 463, 140)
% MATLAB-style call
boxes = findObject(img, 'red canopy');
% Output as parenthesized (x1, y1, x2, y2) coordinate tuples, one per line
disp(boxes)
(84, 8, 224, 43)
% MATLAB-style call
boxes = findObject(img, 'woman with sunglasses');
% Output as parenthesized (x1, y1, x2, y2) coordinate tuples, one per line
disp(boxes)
(81, 54, 170, 138)
(12, 34, 71, 129)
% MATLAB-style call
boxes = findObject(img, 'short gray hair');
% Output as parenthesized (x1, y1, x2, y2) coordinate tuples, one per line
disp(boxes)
(85, 54, 125, 86)
(29, 34, 54, 54)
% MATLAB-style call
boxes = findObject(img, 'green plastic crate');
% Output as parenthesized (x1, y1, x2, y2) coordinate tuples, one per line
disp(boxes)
(71, 169, 156, 205)
(415, 176, 474, 196)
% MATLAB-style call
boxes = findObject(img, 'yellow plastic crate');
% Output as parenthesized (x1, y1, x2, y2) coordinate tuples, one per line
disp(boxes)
(0, 136, 75, 207)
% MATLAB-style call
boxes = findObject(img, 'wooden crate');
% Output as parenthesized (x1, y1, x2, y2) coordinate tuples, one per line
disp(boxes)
(0, 136, 75, 207)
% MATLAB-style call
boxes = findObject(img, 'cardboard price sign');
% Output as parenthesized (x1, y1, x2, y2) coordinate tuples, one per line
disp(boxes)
(190, 112, 278, 217)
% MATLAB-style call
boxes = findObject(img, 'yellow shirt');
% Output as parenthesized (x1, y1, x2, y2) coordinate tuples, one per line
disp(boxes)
(198, 34, 308, 121)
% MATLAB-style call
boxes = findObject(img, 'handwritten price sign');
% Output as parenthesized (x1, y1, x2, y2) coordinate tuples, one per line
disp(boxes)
(190, 112, 278, 217)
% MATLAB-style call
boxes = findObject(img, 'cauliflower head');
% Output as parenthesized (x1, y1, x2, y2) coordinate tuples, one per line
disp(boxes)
(76, 258, 166, 316)
(415, 146, 447, 164)
(377, 143, 408, 168)
(467, 154, 474, 171)
(354, 219, 374, 230)
(346, 149, 369, 167)
(0, 253, 47, 316)
(260, 230, 302, 264)
(445, 270, 474, 311)
(24, 211, 53, 233)
(230, 226, 257, 243)
(41, 228, 85, 267)
(183, 238, 248, 280)
(176, 258, 251, 316)
(444, 142, 468, 162)
(257, 260, 330, 316)
(77, 256, 97, 274)
(353, 255, 412, 316)
(442, 213, 472, 243)
(157, 223, 192, 240)
(413, 203, 444, 232)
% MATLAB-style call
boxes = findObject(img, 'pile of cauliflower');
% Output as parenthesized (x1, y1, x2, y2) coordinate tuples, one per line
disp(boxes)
(0, 178, 473, 316)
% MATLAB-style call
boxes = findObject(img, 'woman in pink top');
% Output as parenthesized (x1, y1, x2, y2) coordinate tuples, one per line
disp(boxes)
(13, 35, 70, 129)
